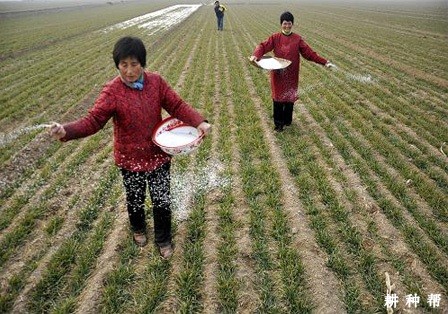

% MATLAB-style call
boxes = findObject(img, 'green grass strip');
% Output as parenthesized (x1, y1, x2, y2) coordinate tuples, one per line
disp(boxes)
(310, 108, 448, 291)
(26, 167, 119, 312)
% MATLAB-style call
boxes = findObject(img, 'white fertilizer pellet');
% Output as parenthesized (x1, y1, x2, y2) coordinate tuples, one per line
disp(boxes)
(101, 5, 201, 34)
(171, 158, 231, 222)
(346, 73, 374, 83)
(155, 127, 198, 147)
(257, 58, 286, 70)
(0, 124, 50, 148)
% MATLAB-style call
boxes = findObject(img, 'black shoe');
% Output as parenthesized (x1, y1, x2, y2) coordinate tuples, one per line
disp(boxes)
(159, 243, 174, 260)
(133, 232, 147, 247)
(274, 125, 284, 132)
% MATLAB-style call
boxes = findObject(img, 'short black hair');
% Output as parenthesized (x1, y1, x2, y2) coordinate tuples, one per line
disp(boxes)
(112, 36, 146, 68)
(280, 11, 294, 24)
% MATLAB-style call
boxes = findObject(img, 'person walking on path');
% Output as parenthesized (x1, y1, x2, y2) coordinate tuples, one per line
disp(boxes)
(50, 36, 211, 259)
(250, 11, 335, 132)
(214, 1, 226, 31)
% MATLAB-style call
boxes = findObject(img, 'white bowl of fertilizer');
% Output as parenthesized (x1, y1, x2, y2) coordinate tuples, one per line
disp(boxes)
(250, 56, 291, 70)
(152, 117, 204, 155)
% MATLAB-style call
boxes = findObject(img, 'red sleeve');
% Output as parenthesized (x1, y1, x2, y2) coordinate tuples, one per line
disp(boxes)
(253, 34, 276, 60)
(61, 88, 115, 141)
(158, 76, 205, 127)
(299, 38, 327, 65)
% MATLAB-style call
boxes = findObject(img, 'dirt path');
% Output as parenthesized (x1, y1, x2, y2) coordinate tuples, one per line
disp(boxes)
(213, 30, 259, 312)
(201, 32, 226, 312)
(74, 209, 128, 314)
(156, 22, 208, 313)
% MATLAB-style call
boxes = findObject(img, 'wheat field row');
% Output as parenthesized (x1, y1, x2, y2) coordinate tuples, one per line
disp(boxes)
(0, 1, 447, 313)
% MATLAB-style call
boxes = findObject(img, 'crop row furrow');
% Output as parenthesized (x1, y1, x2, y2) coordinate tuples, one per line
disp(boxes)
(301, 12, 447, 77)
(306, 104, 448, 290)
(200, 25, 241, 312)
(296, 105, 444, 311)
(161, 14, 213, 312)
(214, 25, 261, 312)
(0, 143, 112, 312)
(307, 77, 448, 230)
(286, 10, 448, 110)
(225, 17, 290, 313)
(299, 20, 447, 110)
(0, 136, 61, 205)
(22, 168, 120, 313)
(1, 3, 447, 313)
(234, 4, 444, 310)
(0, 38, 112, 124)
(0, 132, 107, 238)
(298, 32, 448, 183)
(309, 7, 446, 39)
(0, 142, 111, 283)
(303, 61, 448, 216)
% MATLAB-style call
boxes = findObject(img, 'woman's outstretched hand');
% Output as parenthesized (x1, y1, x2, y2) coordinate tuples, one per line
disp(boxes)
(197, 121, 212, 136)
(249, 55, 259, 63)
(325, 61, 337, 69)
(49, 122, 66, 140)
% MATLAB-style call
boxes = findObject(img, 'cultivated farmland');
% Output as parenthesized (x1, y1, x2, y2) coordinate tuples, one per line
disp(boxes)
(0, 1, 447, 313)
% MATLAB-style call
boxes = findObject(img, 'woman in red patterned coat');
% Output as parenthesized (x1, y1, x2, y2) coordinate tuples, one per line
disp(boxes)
(50, 36, 211, 259)
(250, 11, 335, 132)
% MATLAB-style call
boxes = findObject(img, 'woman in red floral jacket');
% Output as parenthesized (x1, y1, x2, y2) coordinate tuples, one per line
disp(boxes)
(250, 11, 335, 132)
(50, 36, 211, 259)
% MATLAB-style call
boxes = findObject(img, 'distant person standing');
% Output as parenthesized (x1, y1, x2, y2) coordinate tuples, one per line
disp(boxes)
(250, 11, 336, 132)
(214, 1, 226, 31)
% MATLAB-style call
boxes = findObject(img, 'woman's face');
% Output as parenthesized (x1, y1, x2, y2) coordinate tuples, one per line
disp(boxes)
(118, 56, 142, 83)
(281, 21, 293, 34)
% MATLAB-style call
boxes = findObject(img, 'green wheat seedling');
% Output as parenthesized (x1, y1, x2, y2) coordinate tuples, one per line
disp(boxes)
(315, 97, 447, 250)
(50, 211, 115, 313)
(214, 68, 239, 313)
(309, 107, 448, 290)
(98, 239, 140, 313)
(297, 112, 436, 307)
(26, 167, 119, 313)
(0, 169, 103, 313)
(314, 69, 447, 221)
(1, 2, 447, 312)
(0, 135, 108, 267)
(229, 75, 303, 312)
(174, 120, 212, 313)
(228, 31, 317, 311)
(281, 131, 369, 312)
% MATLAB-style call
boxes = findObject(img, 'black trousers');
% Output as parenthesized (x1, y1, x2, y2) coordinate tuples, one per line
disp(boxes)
(273, 100, 294, 127)
(120, 162, 172, 246)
